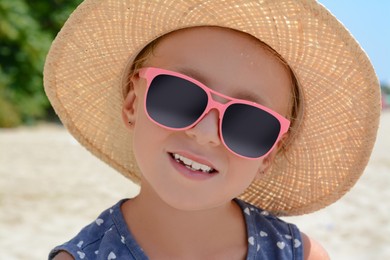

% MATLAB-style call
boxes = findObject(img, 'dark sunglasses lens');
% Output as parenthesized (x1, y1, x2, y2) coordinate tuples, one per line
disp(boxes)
(222, 104, 281, 158)
(146, 75, 208, 128)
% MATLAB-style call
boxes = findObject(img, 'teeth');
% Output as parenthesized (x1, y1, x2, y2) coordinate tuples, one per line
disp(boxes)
(172, 153, 214, 173)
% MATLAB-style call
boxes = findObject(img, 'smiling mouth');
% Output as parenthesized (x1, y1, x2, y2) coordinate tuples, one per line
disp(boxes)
(169, 153, 217, 174)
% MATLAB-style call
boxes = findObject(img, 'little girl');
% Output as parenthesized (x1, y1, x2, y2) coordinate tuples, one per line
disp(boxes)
(45, 0, 380, 259)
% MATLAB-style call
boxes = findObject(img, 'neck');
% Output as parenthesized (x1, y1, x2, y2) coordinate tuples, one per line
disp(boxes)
(122, 181, 247, 259)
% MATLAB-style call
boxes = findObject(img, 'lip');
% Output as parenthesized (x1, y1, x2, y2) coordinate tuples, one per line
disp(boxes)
(168, 151, 219, 180)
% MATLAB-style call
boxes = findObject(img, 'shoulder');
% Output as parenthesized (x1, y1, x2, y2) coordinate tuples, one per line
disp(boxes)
(237, 199, 301, 236)
(301, 232, 330, 260)
(49, 200, 129, 260)
(51, 251, 74, 260)
(236, 199, 304, 258)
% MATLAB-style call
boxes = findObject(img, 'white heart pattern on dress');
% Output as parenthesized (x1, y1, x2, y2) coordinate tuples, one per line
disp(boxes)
(248, 236, 255, 246)
(77, 241, 84, 248)
(77, 251, 85, 259)
(108, 252, 117, 260)
(260, 210, 269, 216)
(260, 231, 268, 237)
(277, 241, 286, 250)
(244, 207, 251, 216)
(294, 239, 302, 248)
(95, 218, 104, 226)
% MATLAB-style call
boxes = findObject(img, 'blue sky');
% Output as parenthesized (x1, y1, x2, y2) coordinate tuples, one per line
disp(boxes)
(318, 1, 390, 84)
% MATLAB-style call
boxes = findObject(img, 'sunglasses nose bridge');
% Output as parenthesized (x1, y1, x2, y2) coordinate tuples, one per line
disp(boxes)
(204, 96, 227, 122)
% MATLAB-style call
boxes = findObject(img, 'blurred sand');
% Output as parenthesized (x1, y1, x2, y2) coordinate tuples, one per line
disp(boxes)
(1, 111, 389, 259)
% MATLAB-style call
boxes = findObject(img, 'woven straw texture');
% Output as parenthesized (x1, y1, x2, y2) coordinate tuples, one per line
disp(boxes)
(44, 0, 380, 216)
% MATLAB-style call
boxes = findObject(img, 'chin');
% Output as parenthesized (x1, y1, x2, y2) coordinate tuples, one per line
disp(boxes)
(160, 194, 230, 212)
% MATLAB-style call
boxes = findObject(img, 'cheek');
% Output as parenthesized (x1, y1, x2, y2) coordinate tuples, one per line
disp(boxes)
(226, 157, 263, 192)
(132, 102, 163, 167)
(132, 97, 179, 175)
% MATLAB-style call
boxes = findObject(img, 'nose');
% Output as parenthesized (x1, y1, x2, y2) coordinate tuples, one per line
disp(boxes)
(185, 109, 221, 147)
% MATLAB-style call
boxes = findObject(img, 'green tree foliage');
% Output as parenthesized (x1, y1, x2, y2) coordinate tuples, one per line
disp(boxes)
(0, 0, 82, 127)
(382, 82, 390, 95)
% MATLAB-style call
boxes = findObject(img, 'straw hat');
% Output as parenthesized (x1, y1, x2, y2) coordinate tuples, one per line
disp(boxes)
(44, 0, 381, 216)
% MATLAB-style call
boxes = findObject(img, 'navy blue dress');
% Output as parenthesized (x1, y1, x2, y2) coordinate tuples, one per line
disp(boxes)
(49, 199, 303, 259)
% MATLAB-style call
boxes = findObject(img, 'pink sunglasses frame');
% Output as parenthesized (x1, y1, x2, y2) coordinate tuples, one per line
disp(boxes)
(138, 67, 290, 160)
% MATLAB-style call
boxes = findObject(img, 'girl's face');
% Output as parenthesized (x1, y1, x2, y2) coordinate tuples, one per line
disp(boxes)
(123, 27, 292, 210)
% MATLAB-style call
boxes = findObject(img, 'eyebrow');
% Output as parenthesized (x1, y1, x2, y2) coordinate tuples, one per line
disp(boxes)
(175, 67, 208, 85)
(175, 67, 266, 105)
(233, 92, 266, 104)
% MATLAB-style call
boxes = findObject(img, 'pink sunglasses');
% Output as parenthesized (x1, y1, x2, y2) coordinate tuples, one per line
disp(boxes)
(139, 67, 290, 159)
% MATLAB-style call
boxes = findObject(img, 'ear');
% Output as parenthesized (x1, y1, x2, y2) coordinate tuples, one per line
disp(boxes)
(122, 73, 141, 130)
(255, 133, 289, 180)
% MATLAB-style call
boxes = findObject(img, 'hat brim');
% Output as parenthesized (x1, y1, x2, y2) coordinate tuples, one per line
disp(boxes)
(44, 0, 381, 216)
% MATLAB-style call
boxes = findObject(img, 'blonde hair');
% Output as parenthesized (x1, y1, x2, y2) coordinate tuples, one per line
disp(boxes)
(126, 28, 303, 156)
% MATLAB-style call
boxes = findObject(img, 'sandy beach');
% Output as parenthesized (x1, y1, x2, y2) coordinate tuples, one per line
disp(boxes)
(1, 111, 389, 259)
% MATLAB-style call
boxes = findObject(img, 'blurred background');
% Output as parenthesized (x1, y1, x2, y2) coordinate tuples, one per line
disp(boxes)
(0, 0, 82, 128)
(0, 0, 389, 127)
(0, 0, 389, 259)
